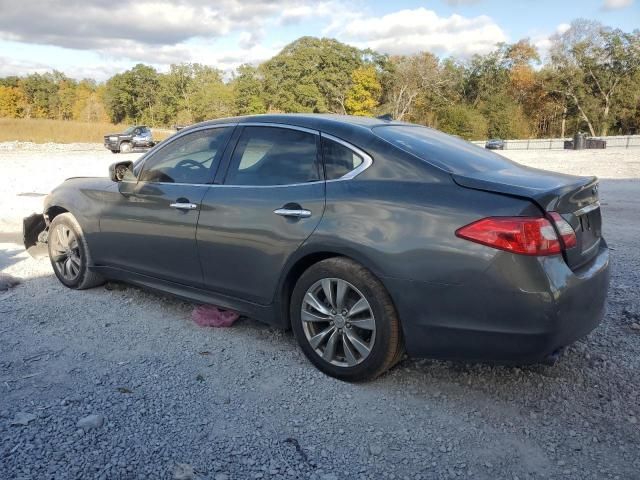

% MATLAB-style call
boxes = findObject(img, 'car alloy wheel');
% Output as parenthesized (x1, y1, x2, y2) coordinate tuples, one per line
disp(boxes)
(49, 224, 82, 282)
(301, 278, 376, 367)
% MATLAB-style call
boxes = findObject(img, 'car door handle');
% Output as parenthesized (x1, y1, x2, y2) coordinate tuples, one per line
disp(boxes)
(273, 208, 312, 218)
(170, 202, 198, 210)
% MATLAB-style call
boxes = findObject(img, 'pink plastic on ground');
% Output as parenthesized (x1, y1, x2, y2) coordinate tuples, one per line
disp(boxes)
(191, 305, 240, 328)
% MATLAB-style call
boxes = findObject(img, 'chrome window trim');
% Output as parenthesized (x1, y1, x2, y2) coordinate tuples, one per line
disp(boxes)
(239, 122, 320, 136)
(573, 201, 600, 216)
(135, 123, 238, 186)
(321, 133, 373, 181)
(206, 181, 325, 189)
(130, 123, 373, 187)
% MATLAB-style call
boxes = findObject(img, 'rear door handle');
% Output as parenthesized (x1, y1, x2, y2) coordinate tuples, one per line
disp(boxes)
(273, 208, 312, 218)
(170, 202, 198, 210)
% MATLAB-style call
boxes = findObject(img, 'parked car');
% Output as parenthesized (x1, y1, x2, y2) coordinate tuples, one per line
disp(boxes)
(104, 126, 154, 153)
(485, 138, 505, 150)
(24, 114, 609, 381)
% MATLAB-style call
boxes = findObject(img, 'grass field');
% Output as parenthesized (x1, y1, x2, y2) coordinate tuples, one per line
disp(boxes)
(0, 118, 173, 143)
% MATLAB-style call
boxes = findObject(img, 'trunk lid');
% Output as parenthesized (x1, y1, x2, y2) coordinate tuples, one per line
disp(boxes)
(453, 165, 602, 270)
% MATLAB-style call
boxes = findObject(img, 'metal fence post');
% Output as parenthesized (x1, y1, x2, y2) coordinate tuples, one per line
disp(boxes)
(627, 136, 631, 149)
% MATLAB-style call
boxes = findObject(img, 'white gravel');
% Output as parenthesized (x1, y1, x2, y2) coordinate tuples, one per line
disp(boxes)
(1, 143, 639, 479)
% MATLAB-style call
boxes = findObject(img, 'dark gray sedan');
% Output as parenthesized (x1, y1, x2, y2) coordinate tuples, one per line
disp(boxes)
(23, 114, 610, 381)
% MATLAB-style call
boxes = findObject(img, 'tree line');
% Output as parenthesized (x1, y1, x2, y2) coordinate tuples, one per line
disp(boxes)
(0, 19, 638, 140)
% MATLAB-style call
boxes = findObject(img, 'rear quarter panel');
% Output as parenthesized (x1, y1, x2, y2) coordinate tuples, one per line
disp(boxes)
(311, 175, 540, 287)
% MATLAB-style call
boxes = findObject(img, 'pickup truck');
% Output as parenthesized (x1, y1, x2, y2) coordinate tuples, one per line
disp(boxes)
(104, 126, 155, 153)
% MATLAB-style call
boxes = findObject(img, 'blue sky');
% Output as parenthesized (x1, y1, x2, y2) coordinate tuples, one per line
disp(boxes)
(0, 0, 637, 80)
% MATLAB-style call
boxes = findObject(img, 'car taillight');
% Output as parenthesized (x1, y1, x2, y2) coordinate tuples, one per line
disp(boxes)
(548, 212, 577, 249)
(455, 217, 563, 256)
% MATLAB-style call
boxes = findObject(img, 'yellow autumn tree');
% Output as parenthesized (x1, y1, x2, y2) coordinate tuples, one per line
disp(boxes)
(345, 66, 381, 116)
(0, 85, 25, 118)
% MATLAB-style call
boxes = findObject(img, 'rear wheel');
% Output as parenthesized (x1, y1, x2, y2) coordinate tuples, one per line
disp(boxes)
(48, 213, 104, 290)
(119, 142, 132, 153)
(290, 257, 403, 381)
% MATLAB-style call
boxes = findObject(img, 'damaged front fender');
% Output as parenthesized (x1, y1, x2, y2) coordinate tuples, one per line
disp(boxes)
(23, 213, 49, 258)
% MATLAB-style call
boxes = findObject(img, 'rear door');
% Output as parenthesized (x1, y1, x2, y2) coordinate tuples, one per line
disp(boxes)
(196, 124, 325, 305)
(96, 125, 234, 285)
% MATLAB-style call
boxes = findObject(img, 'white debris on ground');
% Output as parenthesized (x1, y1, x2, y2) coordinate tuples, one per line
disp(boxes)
(0, 143, 639, 479)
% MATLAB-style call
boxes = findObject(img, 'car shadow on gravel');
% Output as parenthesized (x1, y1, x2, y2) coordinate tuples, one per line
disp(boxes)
(0, 243, 24, 271)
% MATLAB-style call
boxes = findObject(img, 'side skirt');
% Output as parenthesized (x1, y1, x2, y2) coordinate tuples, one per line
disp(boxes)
(91, 265, 285, 328)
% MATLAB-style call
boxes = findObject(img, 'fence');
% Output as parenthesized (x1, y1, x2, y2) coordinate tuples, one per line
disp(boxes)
(470, 135, 640, 150)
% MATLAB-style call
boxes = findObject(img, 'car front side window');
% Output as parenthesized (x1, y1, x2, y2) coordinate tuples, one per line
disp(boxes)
(138, 127, 232, 184)
(225, 126, 320, 186)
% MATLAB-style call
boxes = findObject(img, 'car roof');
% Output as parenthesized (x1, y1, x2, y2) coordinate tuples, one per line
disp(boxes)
(182, 114, 413, 134)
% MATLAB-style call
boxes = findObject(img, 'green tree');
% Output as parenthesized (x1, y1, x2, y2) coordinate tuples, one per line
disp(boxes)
(548, 20, 640, 136)
(104, 64, 160, 124)
(261, 37, 366, 113)
(436, 104, 488, 140)
(232, 64, 266, 115)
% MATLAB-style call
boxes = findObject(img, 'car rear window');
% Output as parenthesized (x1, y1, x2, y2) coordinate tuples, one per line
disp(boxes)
(372, 125, 516, 174)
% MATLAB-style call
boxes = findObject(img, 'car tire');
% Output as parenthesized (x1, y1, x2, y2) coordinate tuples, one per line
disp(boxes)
(119, 142, 132, 154)
(290, 257, 403, 381)
(110, 149, 119, 154)
(48, 213, 104, 290)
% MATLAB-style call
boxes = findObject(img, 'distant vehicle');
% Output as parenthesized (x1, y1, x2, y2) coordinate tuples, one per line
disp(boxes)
(25, 114, 609, 381)
(485, 139, 505, 150)
(104, 126, 154, 154)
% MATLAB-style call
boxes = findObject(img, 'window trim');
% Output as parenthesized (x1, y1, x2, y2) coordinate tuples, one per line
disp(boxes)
(131, 123, 237, 185)
(222, 123, 323, 187)
(320, 133, 373, 181)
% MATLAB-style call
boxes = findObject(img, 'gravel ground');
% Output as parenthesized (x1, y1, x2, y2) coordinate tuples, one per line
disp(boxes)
(1, 144, 639, 480)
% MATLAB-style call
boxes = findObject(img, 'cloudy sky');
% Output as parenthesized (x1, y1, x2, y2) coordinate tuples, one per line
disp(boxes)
(0, 0, 637, 80)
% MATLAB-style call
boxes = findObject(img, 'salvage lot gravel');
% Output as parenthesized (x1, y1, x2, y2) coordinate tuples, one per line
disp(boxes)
(1, 142, 639, 480)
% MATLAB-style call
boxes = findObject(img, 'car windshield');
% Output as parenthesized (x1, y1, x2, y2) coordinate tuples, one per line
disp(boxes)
(372, 125, 516, 175)
(123, 126, 136, 135)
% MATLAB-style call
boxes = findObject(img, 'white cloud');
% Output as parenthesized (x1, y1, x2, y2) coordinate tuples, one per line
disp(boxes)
(444, 0, 482, 5)
(532, 23, 573, 60)
(0, 1, 312, 58)
(327, 8, 507, 58)
(602, 0, 634, 9)
(0, 0, 315, 77)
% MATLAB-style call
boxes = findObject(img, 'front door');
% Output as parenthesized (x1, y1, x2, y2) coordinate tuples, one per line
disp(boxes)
(96, 126, 234, 285)
(196, 125, 325, 304)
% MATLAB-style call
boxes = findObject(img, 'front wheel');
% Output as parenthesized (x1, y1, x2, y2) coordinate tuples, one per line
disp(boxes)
(119, 142, 132, 153)
(48, 213, 104, 289)
(290, 257, 403, 381)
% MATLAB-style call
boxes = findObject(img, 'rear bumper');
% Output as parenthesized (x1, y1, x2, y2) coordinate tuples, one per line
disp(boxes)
(385, 242, 610, 364)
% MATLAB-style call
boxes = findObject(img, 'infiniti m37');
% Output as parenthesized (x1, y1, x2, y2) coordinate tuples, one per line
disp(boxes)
(24, 114, 609, 380)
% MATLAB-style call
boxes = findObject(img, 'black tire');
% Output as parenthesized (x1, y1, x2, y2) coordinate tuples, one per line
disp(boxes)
(119, 142, 132, 153)
(111, 149, 119, 154)
(290, 257, 403, 381)
(47, 213, 104, 290)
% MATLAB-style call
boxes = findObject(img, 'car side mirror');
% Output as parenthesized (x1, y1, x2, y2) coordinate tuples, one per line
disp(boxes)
(109, 161, 134, 182)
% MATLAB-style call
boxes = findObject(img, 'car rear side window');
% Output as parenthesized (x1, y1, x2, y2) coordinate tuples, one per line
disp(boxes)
(322, 137, 363, 180)
(225, 126, 320, 186)
(372, 125, 517, 174)
(139, 127, 231, 184)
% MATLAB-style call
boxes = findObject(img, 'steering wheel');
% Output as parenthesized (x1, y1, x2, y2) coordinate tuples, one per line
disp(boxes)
(175, 159, 207, 171)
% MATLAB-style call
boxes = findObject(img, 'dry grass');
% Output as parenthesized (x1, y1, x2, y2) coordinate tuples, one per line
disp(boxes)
(0, 118, 173, 144)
